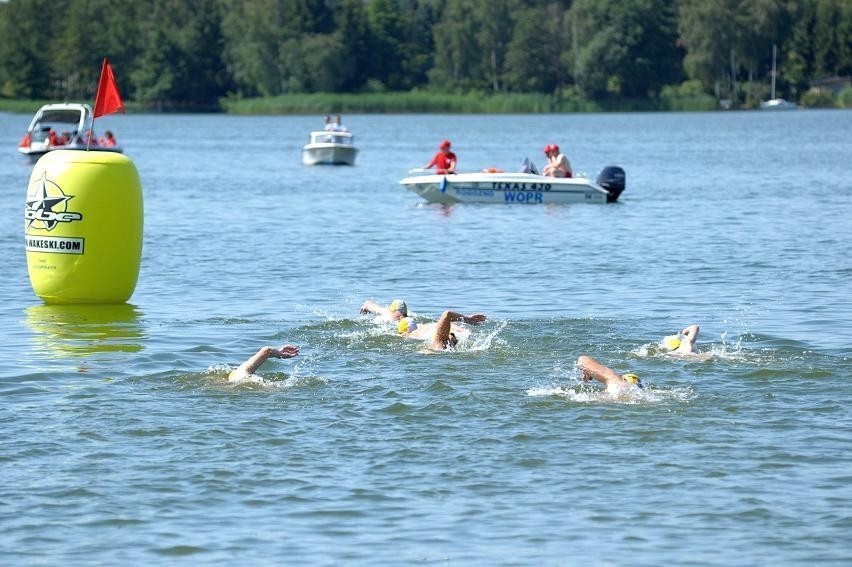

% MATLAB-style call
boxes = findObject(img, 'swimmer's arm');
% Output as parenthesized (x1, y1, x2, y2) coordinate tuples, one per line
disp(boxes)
(577, 355, 622, 386)
(681, 324, 699, 341)
(235, 345, 299, 376)
(679, 324, 700, 353)
(431, 311, 487, 349)
(359, 300, 391, 318)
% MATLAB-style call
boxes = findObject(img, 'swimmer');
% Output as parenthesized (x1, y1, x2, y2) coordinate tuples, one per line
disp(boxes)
(228, 344, 299, 381)
(662, 324, 700, 355)
(577, 355, 642, 396)
(397, 310, 487, 351)
(359, 298, 409, 322)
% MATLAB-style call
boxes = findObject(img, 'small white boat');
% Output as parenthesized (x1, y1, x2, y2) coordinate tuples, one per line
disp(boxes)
(301, 130, 357, 165)
(760, 98, 797, 111)
(400, 165, 626, 205)
(17, 103, 123, 159)
(760, 45, 796, 111)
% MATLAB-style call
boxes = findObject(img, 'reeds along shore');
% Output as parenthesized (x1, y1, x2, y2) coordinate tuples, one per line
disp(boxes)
(4, 87, 850, 115)
(219, 91, 717, 115)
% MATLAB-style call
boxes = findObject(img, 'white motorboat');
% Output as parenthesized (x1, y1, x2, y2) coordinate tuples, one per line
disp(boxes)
(400, 165, 626, 205)
(760, 44, 796, 111)
(301, 130, 357, 165)
(17, 103, 123, 158)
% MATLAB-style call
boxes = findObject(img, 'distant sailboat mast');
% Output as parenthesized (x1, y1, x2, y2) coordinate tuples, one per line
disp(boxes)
(760, 43, 795, 109)
(770, 43, 778, 100)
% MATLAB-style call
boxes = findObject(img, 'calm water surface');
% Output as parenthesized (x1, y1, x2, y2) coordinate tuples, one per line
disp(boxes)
(1, 110, 850, 564)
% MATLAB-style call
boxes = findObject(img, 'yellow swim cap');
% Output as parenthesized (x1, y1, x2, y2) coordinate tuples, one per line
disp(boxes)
(622, 373, 641, 386)
(663, 335, 682, 350)
(397, 317, 417, 334)
(388, 299, 408, 316)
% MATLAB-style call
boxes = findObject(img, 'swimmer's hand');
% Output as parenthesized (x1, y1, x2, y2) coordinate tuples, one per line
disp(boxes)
(273, 345, 300, 358)
(359, 300, 379, 315)
(463, 314, 487, 325)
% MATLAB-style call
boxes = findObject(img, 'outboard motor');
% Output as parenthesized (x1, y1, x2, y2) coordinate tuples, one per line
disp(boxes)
(596, 166, 626, 203)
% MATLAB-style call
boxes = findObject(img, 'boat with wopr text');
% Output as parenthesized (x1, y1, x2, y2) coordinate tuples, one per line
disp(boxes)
(399, 164, 626, 205)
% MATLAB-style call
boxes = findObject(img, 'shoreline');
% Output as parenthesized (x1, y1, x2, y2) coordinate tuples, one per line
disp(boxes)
(4, 91, 847, 116)
(0, 91, 718, 115)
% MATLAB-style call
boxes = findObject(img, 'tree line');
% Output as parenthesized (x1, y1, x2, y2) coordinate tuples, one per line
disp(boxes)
(0, 0, 849, 110)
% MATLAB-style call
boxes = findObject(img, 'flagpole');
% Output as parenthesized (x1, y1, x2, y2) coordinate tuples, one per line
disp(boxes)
(87, 114, 94, 152)
(88, 59, 102, 152)
(89, 57, 108, 152)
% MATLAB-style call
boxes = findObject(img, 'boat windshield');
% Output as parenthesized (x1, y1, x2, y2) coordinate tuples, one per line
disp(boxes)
(30, 109, 86, 138)
(311, 131, 353, 144)
(519, 157, 539, 175)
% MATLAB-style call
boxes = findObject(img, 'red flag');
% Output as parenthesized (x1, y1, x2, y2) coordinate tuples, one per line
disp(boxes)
(93, 58, 125, 118)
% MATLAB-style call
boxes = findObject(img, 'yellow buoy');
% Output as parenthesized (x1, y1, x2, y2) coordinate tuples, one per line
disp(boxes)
(24, 150, 143, 304)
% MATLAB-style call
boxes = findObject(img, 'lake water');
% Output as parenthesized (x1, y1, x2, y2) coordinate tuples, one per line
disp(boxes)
(1, 110, 850, 564)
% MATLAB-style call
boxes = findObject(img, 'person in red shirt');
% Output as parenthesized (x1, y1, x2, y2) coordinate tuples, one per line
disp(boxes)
(99, 130, 117, 147)
(424, 139, 457, 174)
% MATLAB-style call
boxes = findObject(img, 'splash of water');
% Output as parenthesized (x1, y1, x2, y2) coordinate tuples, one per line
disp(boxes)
(527, 383, 694, 405)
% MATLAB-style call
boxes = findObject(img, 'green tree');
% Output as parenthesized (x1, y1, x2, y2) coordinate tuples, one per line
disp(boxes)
(280, 34, 349, 92)
(679, 0, 741, 98)
(366, 0, 407, 89)
(475, 0, 517, 92)
(335, 0, 371, 91)
(571, 0, 681, 99)
(0, 0, 56, 98)
(429, 0, 486, 91)
(131, 27, 182, 106)
(396, 0, 440, 90)
(503, 5, 563, 93)
(221, 0, 286, 96)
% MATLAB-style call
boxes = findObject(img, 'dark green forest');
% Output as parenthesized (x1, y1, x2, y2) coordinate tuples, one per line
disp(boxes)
(0, 0, 850, 111)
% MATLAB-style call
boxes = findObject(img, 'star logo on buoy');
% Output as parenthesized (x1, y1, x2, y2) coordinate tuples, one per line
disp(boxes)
(25, 173, 83, 232)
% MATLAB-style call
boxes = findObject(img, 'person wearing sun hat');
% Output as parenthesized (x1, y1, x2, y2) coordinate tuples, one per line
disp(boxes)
(359, 298, 409, 321)
(576, 355, 643, 396)
(662, 324, 700, 355)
